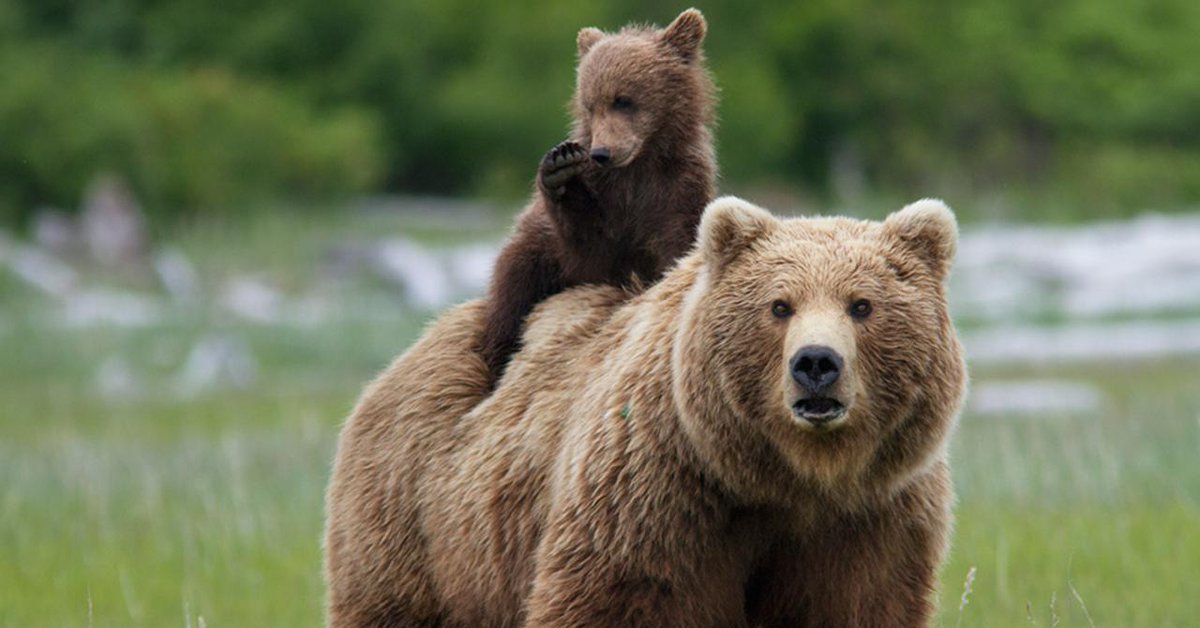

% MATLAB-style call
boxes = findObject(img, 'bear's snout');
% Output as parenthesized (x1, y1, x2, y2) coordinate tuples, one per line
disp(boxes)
(590, 146, 611, 166)
(790, 345, 843, 394)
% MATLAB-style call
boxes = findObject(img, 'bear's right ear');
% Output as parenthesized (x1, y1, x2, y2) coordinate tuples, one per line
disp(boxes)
(698, 196, 776, 272)
(578, 27, 604, 56)
(660, 8, 706, 62)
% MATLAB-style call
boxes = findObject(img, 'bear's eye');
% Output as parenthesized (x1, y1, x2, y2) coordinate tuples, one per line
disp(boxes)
(612, 96, 634, 111)
(849, 299, 873, 320)
(770, 300, 793, 319)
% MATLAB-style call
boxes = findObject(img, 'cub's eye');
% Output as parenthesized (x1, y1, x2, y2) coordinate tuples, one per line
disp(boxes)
(612, 96, 634, 110)
(849, 299, 873, 320)
(771, 300, 793, 319)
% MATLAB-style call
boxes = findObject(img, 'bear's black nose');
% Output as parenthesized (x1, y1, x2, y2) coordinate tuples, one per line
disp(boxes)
(590, 147, 611, 165)
(790, 345, 843, 394)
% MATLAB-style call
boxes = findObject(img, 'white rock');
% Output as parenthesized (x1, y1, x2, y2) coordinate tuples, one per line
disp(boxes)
(80, 174, 148, 267)
(174, 334, 257, 396)
(447, 242, 499, 296)
(953, 213, 1200, 321)
(372, 238, 452, 310)
(969, 379, 1104, 417)
(221, 276, 285, 323)
(154, 247, 201, 303)
(964, 319, 1200, 365)
(95, 355, 141, 399)
(31, 208, 79, 255)
(0, 232, 78, 298)
(60, 289, 162, 328)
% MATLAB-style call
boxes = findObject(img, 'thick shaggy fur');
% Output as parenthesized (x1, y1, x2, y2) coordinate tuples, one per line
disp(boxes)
(478, 9, 717, 383)
(325, 197, 967, 627)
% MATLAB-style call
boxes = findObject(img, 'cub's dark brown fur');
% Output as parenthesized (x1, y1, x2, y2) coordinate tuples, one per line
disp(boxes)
(478, 8, 716, 383)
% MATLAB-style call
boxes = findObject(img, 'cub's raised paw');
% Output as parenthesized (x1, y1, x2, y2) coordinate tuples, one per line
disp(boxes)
(539, 141, 589, 199)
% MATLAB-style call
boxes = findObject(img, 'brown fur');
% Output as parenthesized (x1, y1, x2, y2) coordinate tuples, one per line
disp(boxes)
(325, 197, 967, 627)
(478, 8, 717, 384)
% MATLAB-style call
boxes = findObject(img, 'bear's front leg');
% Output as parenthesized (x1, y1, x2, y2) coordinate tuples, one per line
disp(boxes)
(478, 229, 564, 384)
(524, 564, 748, 628)
(537, 141, 603, 247)
(758, 487, 949, 627)
(538, 140, 591, 200)
(810, 522, 943, 627)
(522, 509, 751, 628)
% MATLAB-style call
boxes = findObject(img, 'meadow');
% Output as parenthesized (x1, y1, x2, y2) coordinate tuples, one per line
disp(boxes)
(1, 207, 1196, 626)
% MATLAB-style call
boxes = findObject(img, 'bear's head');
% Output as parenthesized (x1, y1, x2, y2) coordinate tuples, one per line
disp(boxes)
(572, 8, 714, 169)
(672, 197, 966, 505)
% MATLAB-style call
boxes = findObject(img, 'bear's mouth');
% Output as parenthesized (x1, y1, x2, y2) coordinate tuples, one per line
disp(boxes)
(792, 398, 846, 425)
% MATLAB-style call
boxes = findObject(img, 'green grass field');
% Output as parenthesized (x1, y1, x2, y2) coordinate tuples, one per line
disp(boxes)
(2, 210, 1197, 626)
(4, 319, 1196, 626)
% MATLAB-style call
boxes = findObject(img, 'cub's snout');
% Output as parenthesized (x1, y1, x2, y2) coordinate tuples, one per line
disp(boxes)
(589, 146, 611, 165)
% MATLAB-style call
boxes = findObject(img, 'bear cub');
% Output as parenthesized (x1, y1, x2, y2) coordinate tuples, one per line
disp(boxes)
(478, 8, 717, 383)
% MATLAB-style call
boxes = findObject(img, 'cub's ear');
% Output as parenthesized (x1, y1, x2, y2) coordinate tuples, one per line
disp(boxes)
(698, 196, 776, 272)
(578, 27, 604, 56)
(883, 198, 958, 281)
(660, 8, 706, 61)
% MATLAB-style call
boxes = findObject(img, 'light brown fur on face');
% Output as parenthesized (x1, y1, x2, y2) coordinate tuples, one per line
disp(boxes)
(676, 198, 966, 501)
(778, 301, 862, 430)
(326, 197, 967, 627)
(572, 10, 711, 167)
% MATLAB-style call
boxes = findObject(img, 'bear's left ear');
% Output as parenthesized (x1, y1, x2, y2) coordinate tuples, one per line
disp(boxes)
(698, 196, 776, 272)
(883, 198, 958, 281)
(578, 27, 604, 56)
(660, 8, 706, 62)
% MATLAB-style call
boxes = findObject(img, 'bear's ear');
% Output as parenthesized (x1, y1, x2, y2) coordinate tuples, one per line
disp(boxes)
(660, 8, 706, 62)
(578, 27, 605, 56)
(698, 196, 776, 272)
(883, 199, 958, 281)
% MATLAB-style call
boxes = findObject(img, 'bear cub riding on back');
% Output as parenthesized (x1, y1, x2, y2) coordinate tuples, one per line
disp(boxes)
(478, 8, 717, 384)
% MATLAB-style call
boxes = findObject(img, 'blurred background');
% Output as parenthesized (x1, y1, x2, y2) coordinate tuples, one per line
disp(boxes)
(1, 1, 1197, 625)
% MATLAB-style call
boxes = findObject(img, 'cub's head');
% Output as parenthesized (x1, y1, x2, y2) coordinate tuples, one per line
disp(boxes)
(673, 197, 966, 501)
(571, 8, 714, 169)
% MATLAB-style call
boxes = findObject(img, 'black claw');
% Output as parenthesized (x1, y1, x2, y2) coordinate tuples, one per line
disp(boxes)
(540, 141, 588, 195)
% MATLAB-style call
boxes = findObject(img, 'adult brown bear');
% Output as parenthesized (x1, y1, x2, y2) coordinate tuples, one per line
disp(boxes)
(326, 197, 967, 627)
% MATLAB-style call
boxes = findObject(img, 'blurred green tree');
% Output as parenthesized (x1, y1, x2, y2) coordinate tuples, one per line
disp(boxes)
(2, 0, 1199, 222)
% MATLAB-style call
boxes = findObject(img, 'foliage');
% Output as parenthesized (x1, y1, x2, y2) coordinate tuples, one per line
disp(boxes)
(3, 0, 1200, 221)
(0, 19, 382, 222)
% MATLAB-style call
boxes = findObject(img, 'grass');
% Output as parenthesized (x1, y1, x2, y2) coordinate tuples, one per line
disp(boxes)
(4, 318, 1196, 627)
(0, 318, 398, 626)
(939, 360, 1200, 626)
(2, 209, 1197, 626)
(944, 504, 1199, 626)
